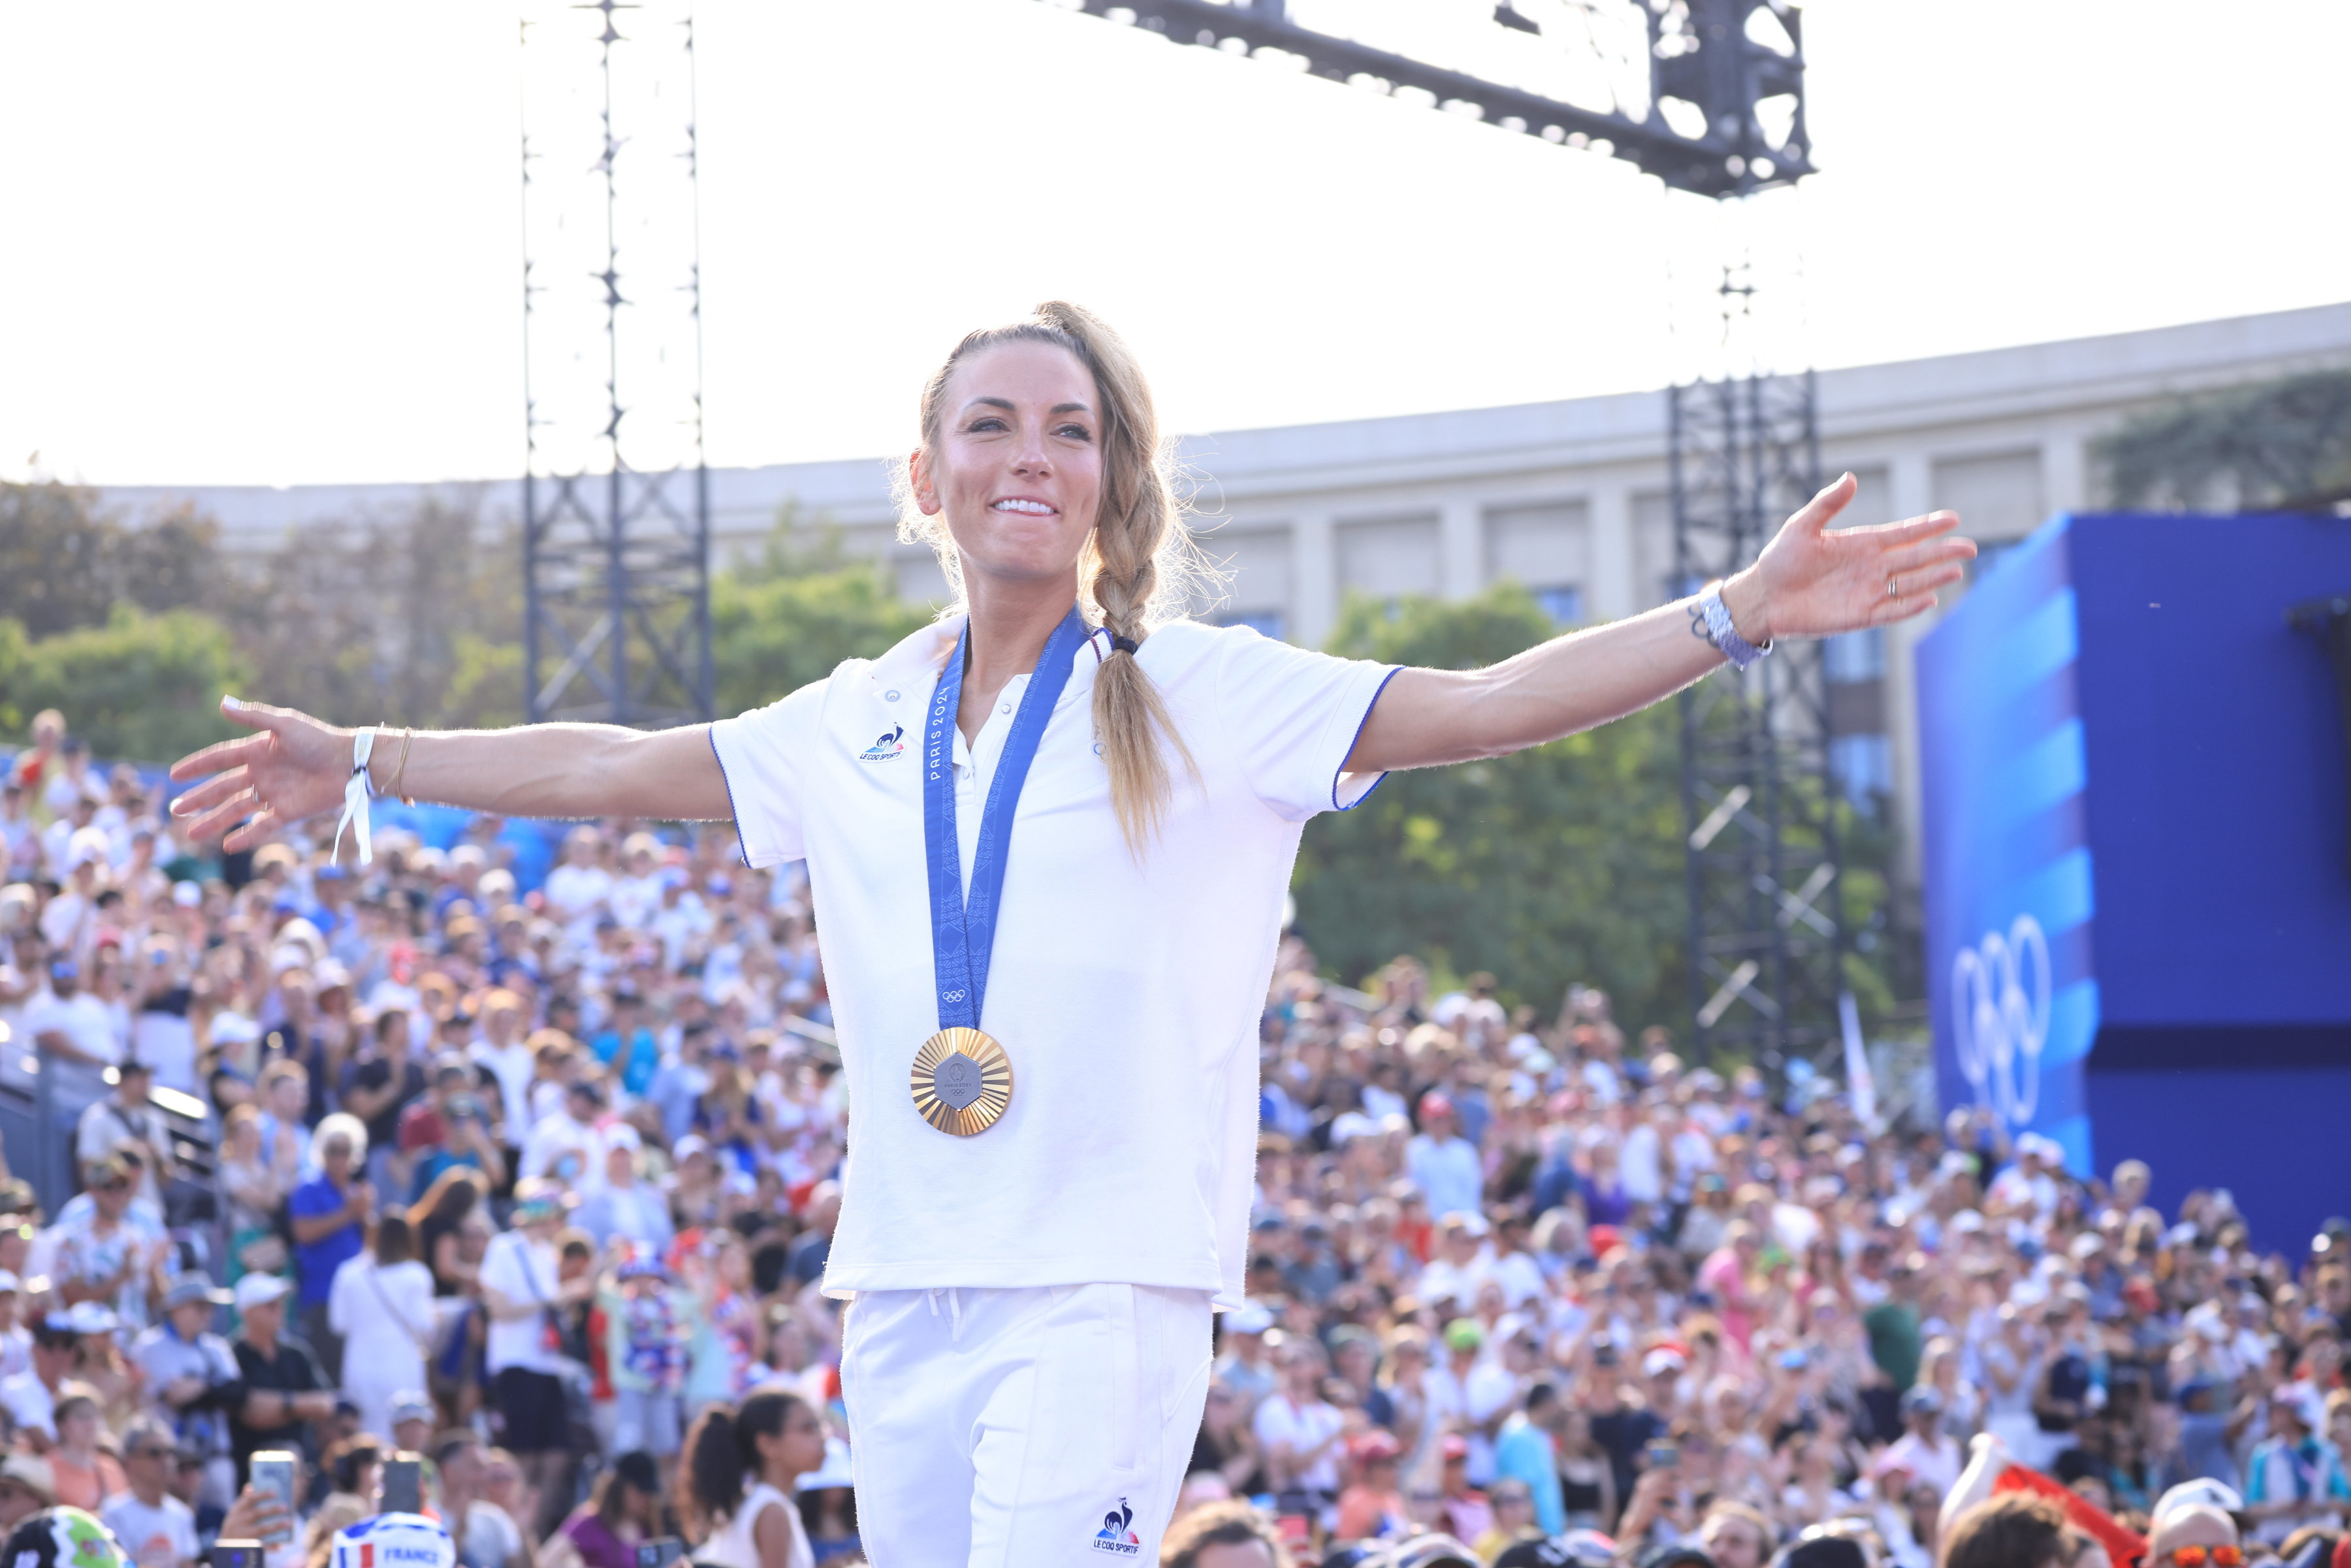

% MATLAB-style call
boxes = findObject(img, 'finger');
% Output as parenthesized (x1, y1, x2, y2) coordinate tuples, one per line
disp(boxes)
(168, 731, 270, 784)
(1870, 567, 1968, 624)
(177, 794, 261, 846)
(1849, 509, 1964, 545)
(168, 770, 253, 820)
(1878, 536, 1981, 575)
(1791, 472, 1859, 535)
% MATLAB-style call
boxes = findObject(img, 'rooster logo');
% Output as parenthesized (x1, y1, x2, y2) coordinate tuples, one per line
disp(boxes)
(1093, 1498, 1138, 1548)
(859, 724, 904, 761)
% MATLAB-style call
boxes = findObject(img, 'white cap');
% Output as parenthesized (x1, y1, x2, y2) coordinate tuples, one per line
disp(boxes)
(1225, 1304, 1274, 1336)
(234, 1272, 295, 1312)
(2152, 1479, 2243, 1526)
(0, 1270, 21, 1295)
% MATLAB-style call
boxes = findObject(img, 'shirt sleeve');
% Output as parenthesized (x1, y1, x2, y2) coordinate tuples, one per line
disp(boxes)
(707, 678, 835, 868)
(1211, 626, 1399, 822)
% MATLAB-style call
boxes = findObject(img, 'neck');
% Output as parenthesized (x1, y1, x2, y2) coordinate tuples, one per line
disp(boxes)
(134, 1482, 164, 1507)
(960, 571, 1079, 702)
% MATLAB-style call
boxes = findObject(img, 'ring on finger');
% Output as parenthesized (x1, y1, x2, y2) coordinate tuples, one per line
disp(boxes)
(1885, 573, 1900, 599)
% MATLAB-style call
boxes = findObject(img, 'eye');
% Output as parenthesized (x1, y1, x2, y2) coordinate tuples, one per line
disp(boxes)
(1055, 423, 1092, 441)
(965, 416, 1008, 434)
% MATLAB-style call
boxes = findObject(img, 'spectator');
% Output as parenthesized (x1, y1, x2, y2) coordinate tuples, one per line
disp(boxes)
(225, 1273, 336, 1486)
(1495, 1381, 1570, 1535)
(74, 1063, 170, 1204)
(129, 1275, 239, 1511)
(1942, 1493, 2071, 1568)
(1159, 1499, 1294, 1568)
(676, 1390, 822, 1568)
(480, 1179, 584, 1539)
(99, 1416, 197, 1568)
(573, 1132, 670, 1255)
(327, 1211, 434, 1443)
(286, 1115, 373, 1381)
(553, 1451, 660, 1568)
(45, 1390, 124, 1511)
(1406, 1096, 1481, 1223)
(1253, 1342, 1345, 1511)
(434, 1430, 526, 1568)
(25, 959, 121, 1128)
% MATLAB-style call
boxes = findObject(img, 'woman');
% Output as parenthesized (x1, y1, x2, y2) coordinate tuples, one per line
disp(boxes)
(560, 1452, 663, 1568)
(328, 1210, 436, 1441)
(1555, 1405, 1618, 1533)
(170, 301, 1969, 1557)
(677, 1390, 824, 1568)
(413, 1166, 490, 1298)
(48, 1390, 127, 1511)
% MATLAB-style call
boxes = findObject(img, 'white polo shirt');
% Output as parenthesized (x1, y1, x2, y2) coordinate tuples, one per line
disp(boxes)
(710, 616, 1394, 1307)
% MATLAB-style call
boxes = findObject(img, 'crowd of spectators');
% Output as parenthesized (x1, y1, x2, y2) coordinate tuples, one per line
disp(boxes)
(4, 712, 2350, 1568)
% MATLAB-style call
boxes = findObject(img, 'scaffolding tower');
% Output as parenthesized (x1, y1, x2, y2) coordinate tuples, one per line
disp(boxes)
(1670, 360, 1847, 1070)
(520, 0, 712, 728)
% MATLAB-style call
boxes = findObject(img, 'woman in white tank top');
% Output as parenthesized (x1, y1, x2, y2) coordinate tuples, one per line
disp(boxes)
(680, 1388, 825, 1568)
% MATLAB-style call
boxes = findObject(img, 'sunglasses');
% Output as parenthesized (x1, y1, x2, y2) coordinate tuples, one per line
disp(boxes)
(2167, 1549, 2246, 1567)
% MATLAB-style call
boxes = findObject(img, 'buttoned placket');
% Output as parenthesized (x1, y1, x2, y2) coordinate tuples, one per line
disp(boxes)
(948, 672, 1030, 889)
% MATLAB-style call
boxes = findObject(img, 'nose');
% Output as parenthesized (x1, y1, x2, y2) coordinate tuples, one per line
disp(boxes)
(1010, 423, 1052, 477)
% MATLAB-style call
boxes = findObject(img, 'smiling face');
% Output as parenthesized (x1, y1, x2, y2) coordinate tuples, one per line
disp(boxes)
(909, 339, 1103, 601)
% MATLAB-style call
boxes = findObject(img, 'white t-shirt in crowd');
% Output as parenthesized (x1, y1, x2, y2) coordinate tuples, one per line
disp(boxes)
(479, 1230, 564, 1375)
(102, 1491, 199, 1568)
(711, 617, 1394, 1306)
(1252, 1394, 1347, 1494)
(544, 863, 615, 923)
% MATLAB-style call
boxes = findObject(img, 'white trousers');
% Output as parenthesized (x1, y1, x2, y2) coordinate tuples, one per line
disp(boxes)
(842, 1282, 1213, 1567)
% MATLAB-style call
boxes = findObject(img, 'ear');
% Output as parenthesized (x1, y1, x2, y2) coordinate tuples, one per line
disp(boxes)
(908, 449, 940, 517)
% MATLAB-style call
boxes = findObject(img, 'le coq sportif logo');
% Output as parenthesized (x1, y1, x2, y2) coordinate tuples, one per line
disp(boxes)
(1091, 1498, 1140, 1554)
(859, 724, 905, 761)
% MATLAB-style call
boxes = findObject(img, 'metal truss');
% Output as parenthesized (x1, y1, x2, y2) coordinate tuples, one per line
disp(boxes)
(1670, 367, 1847, 1069)
(1039, 0, 1811, 199)
(521, 0, 712, 728)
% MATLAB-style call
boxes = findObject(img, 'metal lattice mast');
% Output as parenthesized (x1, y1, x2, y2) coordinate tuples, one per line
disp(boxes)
(521, 0, 711, 728)
(1671, 313, 1846, 1071)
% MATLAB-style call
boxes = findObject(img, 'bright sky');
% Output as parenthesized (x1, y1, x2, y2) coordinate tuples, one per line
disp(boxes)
(3, 0, 2346, 488)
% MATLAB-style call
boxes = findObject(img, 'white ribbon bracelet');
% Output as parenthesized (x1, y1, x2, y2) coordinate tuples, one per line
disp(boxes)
(332, 726, 377, 867)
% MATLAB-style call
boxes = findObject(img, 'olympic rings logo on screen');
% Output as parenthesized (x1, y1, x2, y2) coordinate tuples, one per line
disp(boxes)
(1951, 914, 2052, 1130)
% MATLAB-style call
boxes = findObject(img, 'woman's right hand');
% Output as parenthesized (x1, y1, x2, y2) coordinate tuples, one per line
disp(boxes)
(170, 699, 357, 852)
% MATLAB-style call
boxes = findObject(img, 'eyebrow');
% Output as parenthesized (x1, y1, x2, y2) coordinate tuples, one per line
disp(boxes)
(959, 396, 1093, 417)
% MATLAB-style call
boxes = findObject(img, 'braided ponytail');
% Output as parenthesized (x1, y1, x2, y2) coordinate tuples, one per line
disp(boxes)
(899, 301, 1207, 853)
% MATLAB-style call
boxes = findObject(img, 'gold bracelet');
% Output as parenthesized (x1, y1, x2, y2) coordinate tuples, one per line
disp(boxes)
(392, 726, 417, 805)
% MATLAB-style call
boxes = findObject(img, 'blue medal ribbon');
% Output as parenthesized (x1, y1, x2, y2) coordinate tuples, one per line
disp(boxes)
(923, 604, 1091, 1032)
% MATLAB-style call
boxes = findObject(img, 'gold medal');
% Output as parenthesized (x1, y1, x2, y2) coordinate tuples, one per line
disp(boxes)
(909, 1027, 1014, 1136)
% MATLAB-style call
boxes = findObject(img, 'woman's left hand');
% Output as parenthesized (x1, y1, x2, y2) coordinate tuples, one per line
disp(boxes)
(1727, 472, 1977, 643)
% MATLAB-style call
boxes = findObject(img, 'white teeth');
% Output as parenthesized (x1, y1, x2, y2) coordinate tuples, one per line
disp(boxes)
(993, 499, 1053, 515)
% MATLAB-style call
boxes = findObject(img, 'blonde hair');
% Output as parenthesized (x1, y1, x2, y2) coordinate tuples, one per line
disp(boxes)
(898, 301, 1207, 851)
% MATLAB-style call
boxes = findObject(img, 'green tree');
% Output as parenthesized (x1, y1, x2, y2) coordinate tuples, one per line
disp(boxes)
(236, 492, 524, 729)
(0, 481, 223, 638)
(2096, 368, 2351, 511)
(1291, 584, 1694, 1036)
(0, 606, 246, 763)
(711, 520, 932, 717)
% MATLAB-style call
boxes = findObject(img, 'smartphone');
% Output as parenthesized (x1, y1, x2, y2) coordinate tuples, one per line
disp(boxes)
(381, 1456, 424, 1516)
(635, 1541, 684, 1568)
(249, 1452, 298, 1546)
(211, 1544, 266, 1568)
(1645, 1439, 1680, 1470)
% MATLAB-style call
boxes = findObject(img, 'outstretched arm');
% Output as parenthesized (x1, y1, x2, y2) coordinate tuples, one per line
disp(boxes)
(168, 699, 732, 852)
(1346, 473, 1974, 773)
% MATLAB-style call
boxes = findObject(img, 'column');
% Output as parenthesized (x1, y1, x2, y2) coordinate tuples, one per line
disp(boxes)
(1439, 498, 1483, 602)
(1292, 511, 1337, 648)
(1588, 483, 1635, 624)
(2043, 428, 2088, 515)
